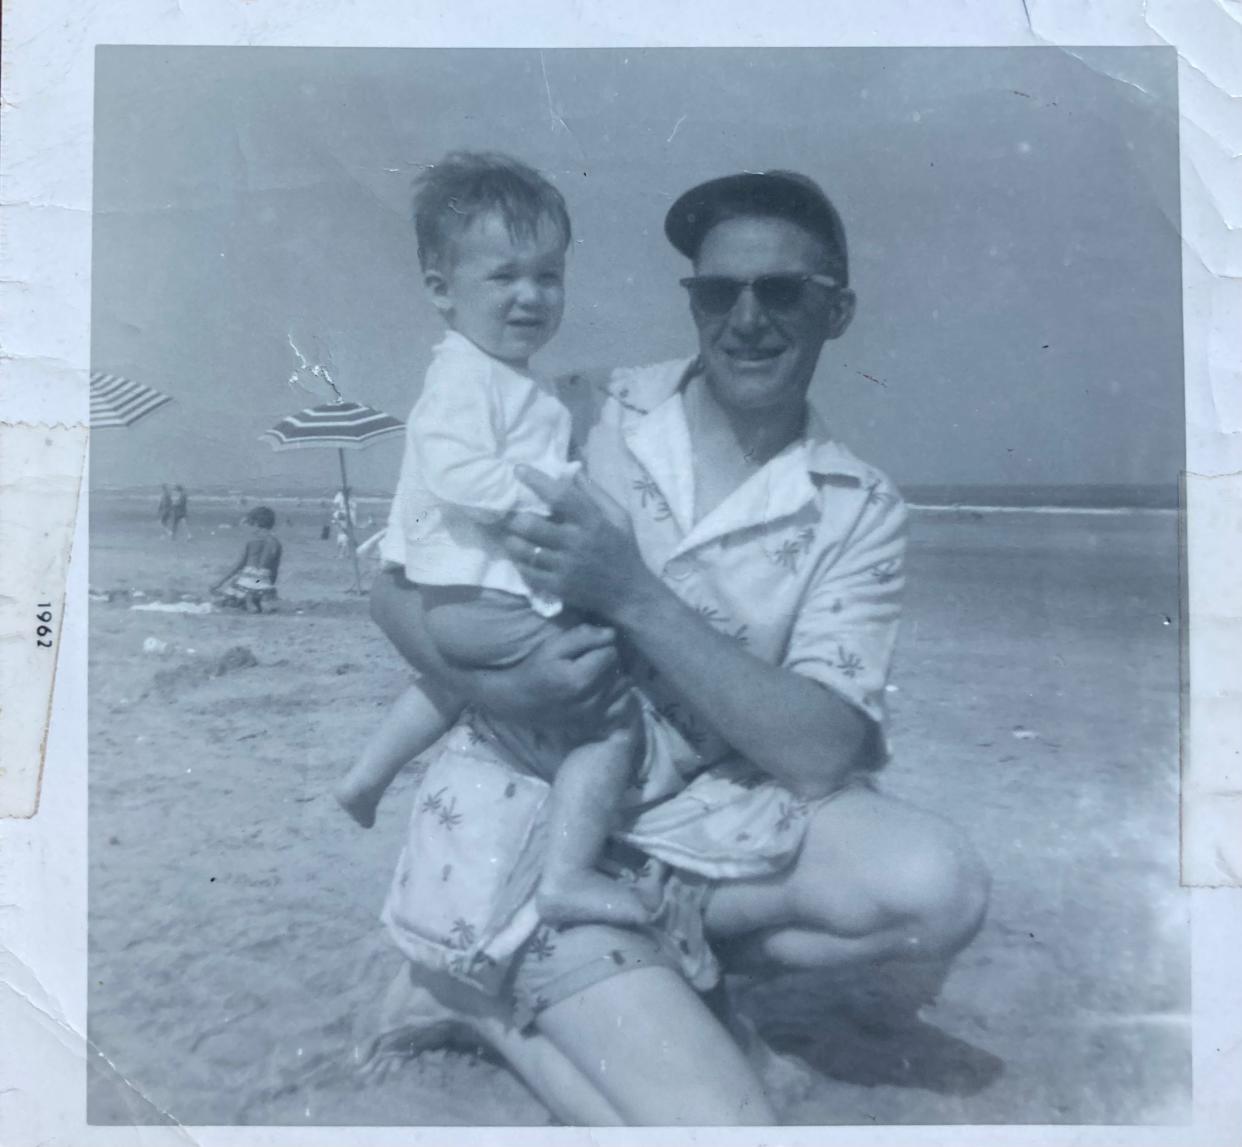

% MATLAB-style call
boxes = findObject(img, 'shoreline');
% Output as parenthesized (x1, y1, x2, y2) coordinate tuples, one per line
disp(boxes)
(90, 490, 1180, 517)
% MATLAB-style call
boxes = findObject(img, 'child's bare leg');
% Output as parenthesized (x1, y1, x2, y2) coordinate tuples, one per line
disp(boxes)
(537, 713, 648, 927)
(335, 682, 461, 828)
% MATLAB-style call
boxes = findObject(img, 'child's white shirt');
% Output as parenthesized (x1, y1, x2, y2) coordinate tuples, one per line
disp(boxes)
(381, 331, 579, 615)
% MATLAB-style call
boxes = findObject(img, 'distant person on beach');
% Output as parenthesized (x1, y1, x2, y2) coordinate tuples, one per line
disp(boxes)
(363, 169, 991, 1124)
(331, 489, 358, 558)
(169, 484, 191, 540)
(157, 484, 174, 538)
(211, 506, 281, 613)
(335, 151, 651, 928)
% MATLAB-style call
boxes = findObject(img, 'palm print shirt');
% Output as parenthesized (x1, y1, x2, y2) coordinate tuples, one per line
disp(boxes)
(557, 355, 907, 786)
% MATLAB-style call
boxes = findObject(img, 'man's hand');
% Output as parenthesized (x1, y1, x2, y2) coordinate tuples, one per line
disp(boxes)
(502, 467, 658, 622)
(490, 620, 629, 733)
(369, 567, 625, 732)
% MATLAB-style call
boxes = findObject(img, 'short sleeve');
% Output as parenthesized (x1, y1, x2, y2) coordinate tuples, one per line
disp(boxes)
(411, 353, 547, 518)
(783, 478, 907, 755)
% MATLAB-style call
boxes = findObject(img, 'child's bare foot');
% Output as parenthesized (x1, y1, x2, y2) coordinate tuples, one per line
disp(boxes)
(537, 870, 651, 927)
(334, 776, 382, 829)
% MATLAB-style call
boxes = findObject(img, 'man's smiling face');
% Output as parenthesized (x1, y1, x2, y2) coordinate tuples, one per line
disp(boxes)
(690, 215, 854, 416)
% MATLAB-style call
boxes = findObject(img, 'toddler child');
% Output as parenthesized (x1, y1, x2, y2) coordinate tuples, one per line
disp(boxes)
(334, 152, 647, 928)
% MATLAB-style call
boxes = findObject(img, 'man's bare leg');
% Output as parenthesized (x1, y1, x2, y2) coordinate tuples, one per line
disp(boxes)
(373, 962, 773, 1125)
(705, 787, 989, 971)
(535, 965, 776, 1125)
(366, 965, 623, 1125)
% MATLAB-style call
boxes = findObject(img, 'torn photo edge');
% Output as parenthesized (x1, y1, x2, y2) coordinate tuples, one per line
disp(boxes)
(0, 1, 1238, 1144)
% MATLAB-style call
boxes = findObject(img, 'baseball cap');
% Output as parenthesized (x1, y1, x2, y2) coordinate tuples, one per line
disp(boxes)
(664, 170, 848, 282)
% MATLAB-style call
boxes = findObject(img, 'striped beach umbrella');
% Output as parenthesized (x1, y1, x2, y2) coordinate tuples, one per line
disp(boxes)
(259, 400, 403, 451)
(90, 371, 173, 428)
(261, 398, 404, 591)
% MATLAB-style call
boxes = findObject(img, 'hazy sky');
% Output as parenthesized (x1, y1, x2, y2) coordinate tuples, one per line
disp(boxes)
(91, 47, 1182, 495)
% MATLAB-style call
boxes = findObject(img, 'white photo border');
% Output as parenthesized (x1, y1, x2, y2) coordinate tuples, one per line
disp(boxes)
(1, 2, 1239, 1145)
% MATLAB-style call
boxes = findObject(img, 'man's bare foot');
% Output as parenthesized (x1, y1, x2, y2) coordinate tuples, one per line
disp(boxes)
(537, 870, 652, 927)
(334, 776, 382, 828)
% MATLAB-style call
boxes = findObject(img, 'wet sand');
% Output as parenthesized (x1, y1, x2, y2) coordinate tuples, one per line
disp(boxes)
(86, 497, 1189, 1126)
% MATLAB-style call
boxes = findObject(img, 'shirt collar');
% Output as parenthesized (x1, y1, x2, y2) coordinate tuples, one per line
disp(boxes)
(636, 356, 870, 486)
(435, 330, 535, 380)
(802, 405, 869, 485)
(622, 357, 873, 553)
(436, 329, 477, 356)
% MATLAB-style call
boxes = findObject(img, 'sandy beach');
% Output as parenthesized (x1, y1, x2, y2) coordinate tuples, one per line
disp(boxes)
(86, 495, 1189, 1126)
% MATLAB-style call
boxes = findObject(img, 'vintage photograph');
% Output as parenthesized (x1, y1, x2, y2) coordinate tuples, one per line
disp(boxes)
(86, 47, 1187, 1126)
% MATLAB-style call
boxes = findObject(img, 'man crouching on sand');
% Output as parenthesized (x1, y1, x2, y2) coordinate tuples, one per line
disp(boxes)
(366, 169, 990, 1125)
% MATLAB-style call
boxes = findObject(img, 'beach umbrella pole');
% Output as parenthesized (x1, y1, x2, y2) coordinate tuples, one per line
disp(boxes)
(337, 447, 364, 594)
(261, 396, 402, 594)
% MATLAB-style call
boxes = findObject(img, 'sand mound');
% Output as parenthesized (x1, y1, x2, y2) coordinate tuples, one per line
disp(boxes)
(146, 645, 259, 699)
(216, 645, 259, 673)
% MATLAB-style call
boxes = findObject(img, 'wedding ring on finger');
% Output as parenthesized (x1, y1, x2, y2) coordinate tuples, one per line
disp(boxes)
(531, 544, 544, 566)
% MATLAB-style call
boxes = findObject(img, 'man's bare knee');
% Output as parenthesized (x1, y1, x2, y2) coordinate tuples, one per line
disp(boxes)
(887, 827, 990, 958)
(791, 802, 990, 956)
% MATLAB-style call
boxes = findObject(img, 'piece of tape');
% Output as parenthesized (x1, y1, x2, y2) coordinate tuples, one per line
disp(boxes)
(1180, 469, 1242, 886)
(0, 422, 88, 818)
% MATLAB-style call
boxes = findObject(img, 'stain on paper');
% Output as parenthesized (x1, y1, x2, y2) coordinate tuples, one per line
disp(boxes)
(0, 422, 88, 818)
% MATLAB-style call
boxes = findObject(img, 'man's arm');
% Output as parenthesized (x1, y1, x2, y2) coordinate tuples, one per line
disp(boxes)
(369, 567, 626, 733)
(504, 471, 886, 799)
(615, 577, 873, 798)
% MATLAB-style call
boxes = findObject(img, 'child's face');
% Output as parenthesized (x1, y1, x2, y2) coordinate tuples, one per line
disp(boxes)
(425, 211, 566, 367)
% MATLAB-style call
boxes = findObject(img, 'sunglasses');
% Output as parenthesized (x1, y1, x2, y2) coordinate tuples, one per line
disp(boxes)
(679, 273, 842, 316)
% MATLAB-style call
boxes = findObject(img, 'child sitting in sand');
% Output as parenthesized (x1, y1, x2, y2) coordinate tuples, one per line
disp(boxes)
(335, 151, 647, 928)
(212, 506, 282, 613)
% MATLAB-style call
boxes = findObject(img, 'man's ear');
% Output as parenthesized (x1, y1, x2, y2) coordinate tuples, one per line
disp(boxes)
(825, 288, 856, 340)
(423, 268, 453, 317)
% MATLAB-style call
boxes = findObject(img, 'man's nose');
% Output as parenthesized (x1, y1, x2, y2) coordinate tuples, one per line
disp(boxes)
(728, 284, 768, 333)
